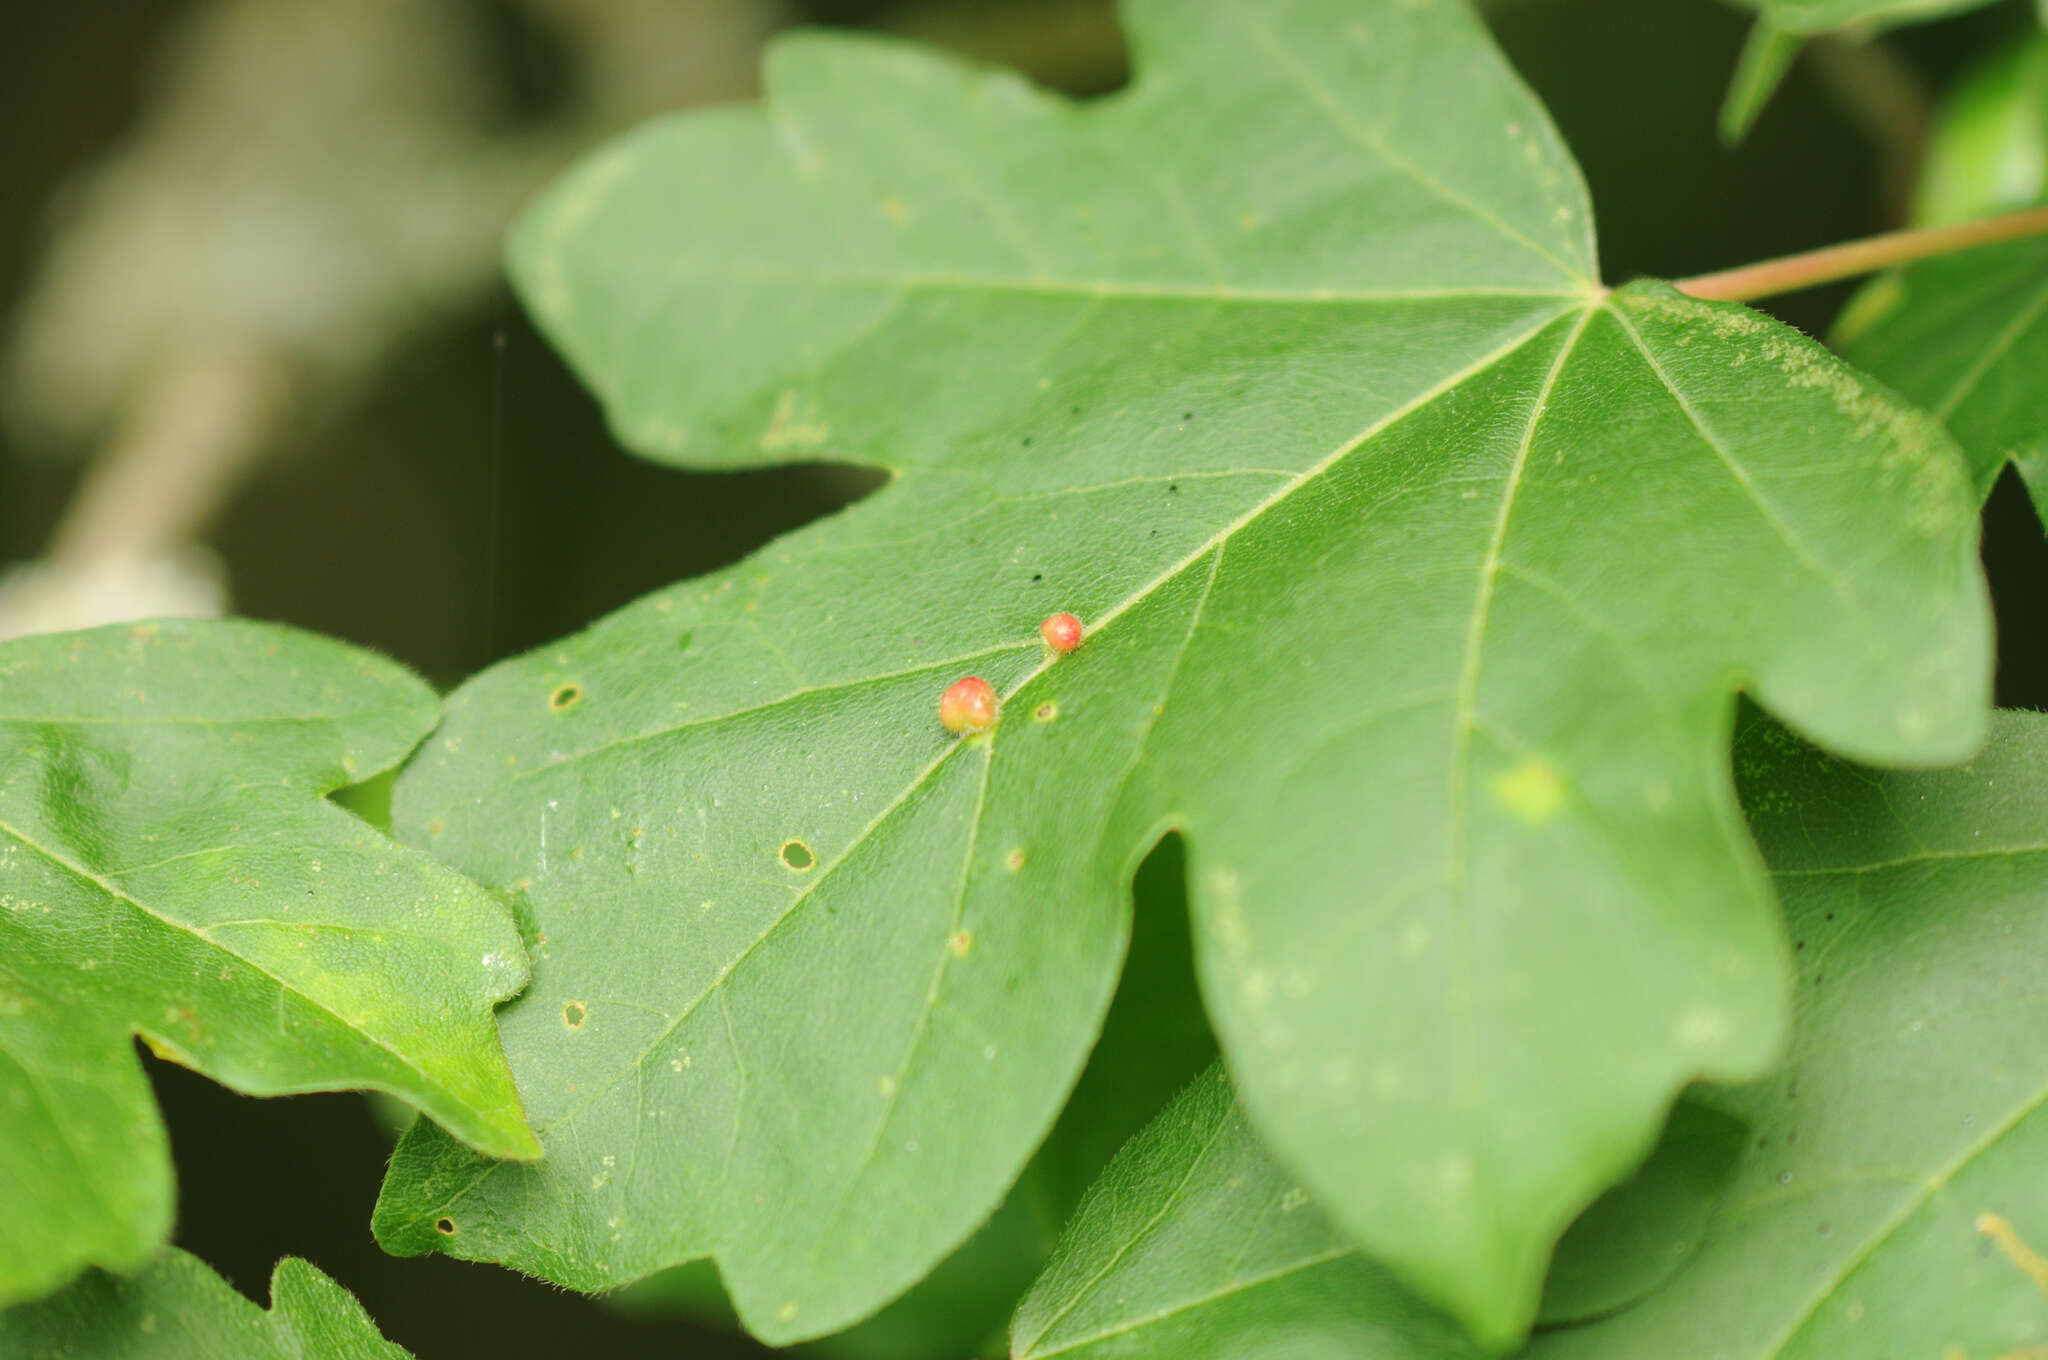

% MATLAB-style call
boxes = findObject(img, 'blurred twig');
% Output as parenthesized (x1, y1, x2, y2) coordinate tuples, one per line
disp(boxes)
(0, 0, 777, 639)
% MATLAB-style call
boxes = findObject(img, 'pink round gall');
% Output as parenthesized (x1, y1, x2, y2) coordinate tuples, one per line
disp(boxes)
(1040, 612, 1083, 654)
(940, 676, 998, 734)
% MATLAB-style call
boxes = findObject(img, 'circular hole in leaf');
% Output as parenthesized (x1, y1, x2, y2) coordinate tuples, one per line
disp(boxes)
(549, 684, 582, 712)
(780, 838, 816, 872)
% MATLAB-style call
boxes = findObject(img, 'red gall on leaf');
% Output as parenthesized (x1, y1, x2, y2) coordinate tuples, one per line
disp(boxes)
(1040, 613, 1083, 654)
(939, 676, 998, 734)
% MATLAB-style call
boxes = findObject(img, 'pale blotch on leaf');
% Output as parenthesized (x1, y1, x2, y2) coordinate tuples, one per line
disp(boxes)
(1004, 847, 1026, 872)
(1977, 1212, 2048, 1298)
(1489, 757, 1567, 826)
(759, 390, 830, 452)
(1033, 700, 1058, 723)
(1398, 921, 1430, 960)
(562, 999, 589, 1031)
(1675, 1005, 1733, 1050)
(947, 929, 973, 957)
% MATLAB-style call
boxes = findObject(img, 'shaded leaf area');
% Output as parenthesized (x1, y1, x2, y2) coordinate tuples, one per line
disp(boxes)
(1836, 236, 2048, 522)
(1012, 711, 2048, 1358)
(1530, 1101, 1746, 1327)
(0, 1249, 409, 1359)
(1534, 709, 2048, 1358)
(608, 835, 1218, 1360)
(378, 0, 1989, 1345)
(1012, 1068, 1476, 1360)
(0, 621, 535, 1308)
(1012, 1067, 1742, 1360)
(1730, 0, 2005, 35)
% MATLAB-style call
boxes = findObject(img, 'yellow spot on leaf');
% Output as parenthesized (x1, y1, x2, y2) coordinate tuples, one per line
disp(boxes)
(760, 390, 830, 452)
(1978, 1212, 2048, 1300)
(1490, 758, 1566, 826)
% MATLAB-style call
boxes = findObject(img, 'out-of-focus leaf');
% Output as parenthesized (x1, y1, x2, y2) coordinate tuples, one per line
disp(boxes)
(1730, 0, 2002, 36)
(0, 1249, 409, 1359)
(1720, 18, 1804, 145)
(1908, 30, 2048, 227)
(0, 620, 535, 1307)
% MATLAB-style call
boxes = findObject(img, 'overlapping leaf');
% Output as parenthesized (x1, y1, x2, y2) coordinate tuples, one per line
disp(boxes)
(1012, 712, 2048, 1358)
(1538, 710, 2048, 1356)
(374, 0, 1989, 1345)
(1836, 236, 2048, 520)
(1012, 1068, 1478, 1360)
(0, 621, 536, 1307)
(0, 1249, 410, 1359)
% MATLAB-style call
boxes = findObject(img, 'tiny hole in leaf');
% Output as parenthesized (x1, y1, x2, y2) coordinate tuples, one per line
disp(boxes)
(780, 839, 816, 871)
(562, 1000, 588, 1030)
(550, 684, 582, 712)
(435, 1217, 457, 1236)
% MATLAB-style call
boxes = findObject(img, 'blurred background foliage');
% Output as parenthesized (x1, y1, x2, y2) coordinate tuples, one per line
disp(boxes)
(2, 1, 2044, 1356)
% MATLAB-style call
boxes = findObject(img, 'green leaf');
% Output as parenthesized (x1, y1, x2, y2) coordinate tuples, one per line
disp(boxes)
(376, 0, 1990, 1345)
(1904, 31, 2048, 228)
(1728, 0, 2003, 36)
(1011, 710, 2048, 1358)
(0, 1248, 410, 1359)
(1833, 235, 2048, 519)
(1533, 709, 2048, 1357)
(1012, 1067, 1480, 1360)
(1011, 1068, 1742, 1359)
(1532, 1100, 1747, 1326)
(1719, 18, 1804, 146)
(0, 620, 537, 1307)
